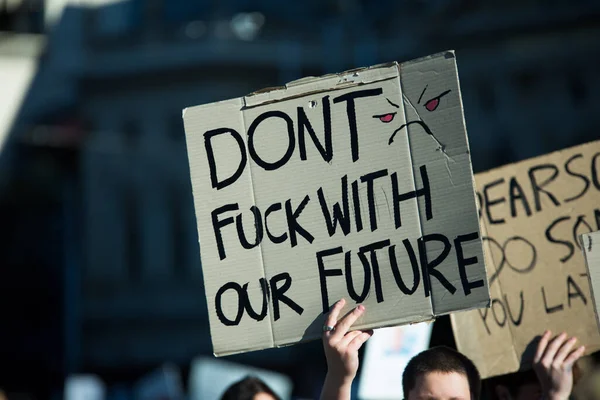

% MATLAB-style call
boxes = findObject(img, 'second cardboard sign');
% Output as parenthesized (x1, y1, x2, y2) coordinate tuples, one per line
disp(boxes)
(452, 140, 600, 378)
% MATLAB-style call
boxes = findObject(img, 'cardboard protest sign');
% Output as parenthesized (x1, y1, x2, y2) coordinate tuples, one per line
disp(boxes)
(581, 231, 600, 331)
(451, 140, 600, 378)
(183, 51, 489, 356)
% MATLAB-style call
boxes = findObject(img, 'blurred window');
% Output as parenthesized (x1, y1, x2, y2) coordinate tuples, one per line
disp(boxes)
(167, 112, 184, 143)
(124, 183, 141, 282)
(476, 80, 496, 113)
(122, 119, 139, 149)
(0, 0, 44, 33)
(567, 72, 587, 106)
(163, 0, 209, 26)
(91, 0, 142, 39)
(168, 185, 187, 279)
(512, 70, 538, 96)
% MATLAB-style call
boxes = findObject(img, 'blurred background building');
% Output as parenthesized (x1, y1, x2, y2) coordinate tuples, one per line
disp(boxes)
(0, 0, 599, 398)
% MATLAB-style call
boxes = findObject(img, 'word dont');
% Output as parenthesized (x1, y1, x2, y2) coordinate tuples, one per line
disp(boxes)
(205, 88, 384, 190)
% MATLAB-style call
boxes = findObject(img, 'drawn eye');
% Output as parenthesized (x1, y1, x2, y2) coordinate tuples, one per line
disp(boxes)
(372, 112, 396, 123)
(423, 90, 451, 112)
(424, 98, 440, 112)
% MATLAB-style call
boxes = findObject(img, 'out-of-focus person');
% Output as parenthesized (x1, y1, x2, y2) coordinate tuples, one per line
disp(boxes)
(319, 298, 587, 400)
(319, 299, 480, 400)
(220, 376, 281, 400)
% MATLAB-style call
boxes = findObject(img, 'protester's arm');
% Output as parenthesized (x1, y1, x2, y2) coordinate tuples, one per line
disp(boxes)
(320, 299, 373, 400)
(533, 330, 585, 400)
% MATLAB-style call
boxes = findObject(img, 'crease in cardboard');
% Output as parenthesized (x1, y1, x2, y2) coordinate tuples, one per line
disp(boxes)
(481, 215, 520, 374)
(250, 85, 286, 95)
(243, 66, 398, 109)
(366, 316, 435, 331)
(487, 352, 511, 374)
(242, 77, 397, 109)
(397, 65, 434, 320)
(271, 309, 434, 351)
(400, 91, 457, 187)
(283, 62, 397, 88)
(402, 50, 455, 67)
(239, 96, 277, 351)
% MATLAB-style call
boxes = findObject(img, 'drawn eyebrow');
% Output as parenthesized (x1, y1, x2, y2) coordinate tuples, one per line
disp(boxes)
(386, 98, 400, 108)
(372, 111, 397, 119)
(425, 89, 451, 103)
(417, 85, 428, 104)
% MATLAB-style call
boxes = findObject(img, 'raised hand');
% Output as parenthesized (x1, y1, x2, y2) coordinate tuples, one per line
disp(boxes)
(320, 299, 373, 400)
(533, 330, 585, 400)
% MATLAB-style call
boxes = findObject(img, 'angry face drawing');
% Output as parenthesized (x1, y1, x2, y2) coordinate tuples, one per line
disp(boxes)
(372, 85, 452, 146)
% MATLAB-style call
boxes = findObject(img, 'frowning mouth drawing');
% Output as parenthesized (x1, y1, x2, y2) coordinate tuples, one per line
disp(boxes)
(373, 85, 451, 145)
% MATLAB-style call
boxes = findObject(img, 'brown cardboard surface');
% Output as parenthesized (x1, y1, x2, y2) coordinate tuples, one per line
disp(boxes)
(582, 231, 600, 333)
(451, 140, 600, 378)
(183, 51, 490, 356)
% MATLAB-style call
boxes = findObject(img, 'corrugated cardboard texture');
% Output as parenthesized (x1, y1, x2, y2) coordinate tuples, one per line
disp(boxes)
(183, 51, 490, 356)
(582, 231, 600, 333)
(451, 140, 600, 379)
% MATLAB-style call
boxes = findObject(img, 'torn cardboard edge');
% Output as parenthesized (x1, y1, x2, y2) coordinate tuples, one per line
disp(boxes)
(244, 296, 491, 359)
(239, 106, 276, 352)
(183, 51, 456, 115)
(478, 210, 521, 370)
(215, 316, 437, 358)
(397, 68, 434, 320)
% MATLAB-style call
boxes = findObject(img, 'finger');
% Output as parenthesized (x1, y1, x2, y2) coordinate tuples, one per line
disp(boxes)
(340, 329, 374, 347)
(564, 345, 585, 368)
(332, 305, 365, 340)
(554, 336, 577, 365)
(347, 330, 374, 353)
(324, 299, 346, 332)
(541, 332, 568, 366)
(534, 330, 551, 363)
(339, 330, 364, 347)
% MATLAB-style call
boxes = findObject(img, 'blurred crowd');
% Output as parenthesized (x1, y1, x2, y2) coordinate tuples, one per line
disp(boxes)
(0, 0, 599, 399)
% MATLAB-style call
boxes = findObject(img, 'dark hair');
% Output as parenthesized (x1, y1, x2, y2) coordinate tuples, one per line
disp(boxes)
(220, 376, 280, 400)
(402, 346, 481, 400)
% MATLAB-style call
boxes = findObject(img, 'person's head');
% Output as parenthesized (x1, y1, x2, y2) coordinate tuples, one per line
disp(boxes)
(220, 376, 280, 400)
(402, 346, 481, 400)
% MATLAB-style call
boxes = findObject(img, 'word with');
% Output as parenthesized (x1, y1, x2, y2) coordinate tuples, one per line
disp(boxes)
(211, 166, 431, 260)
